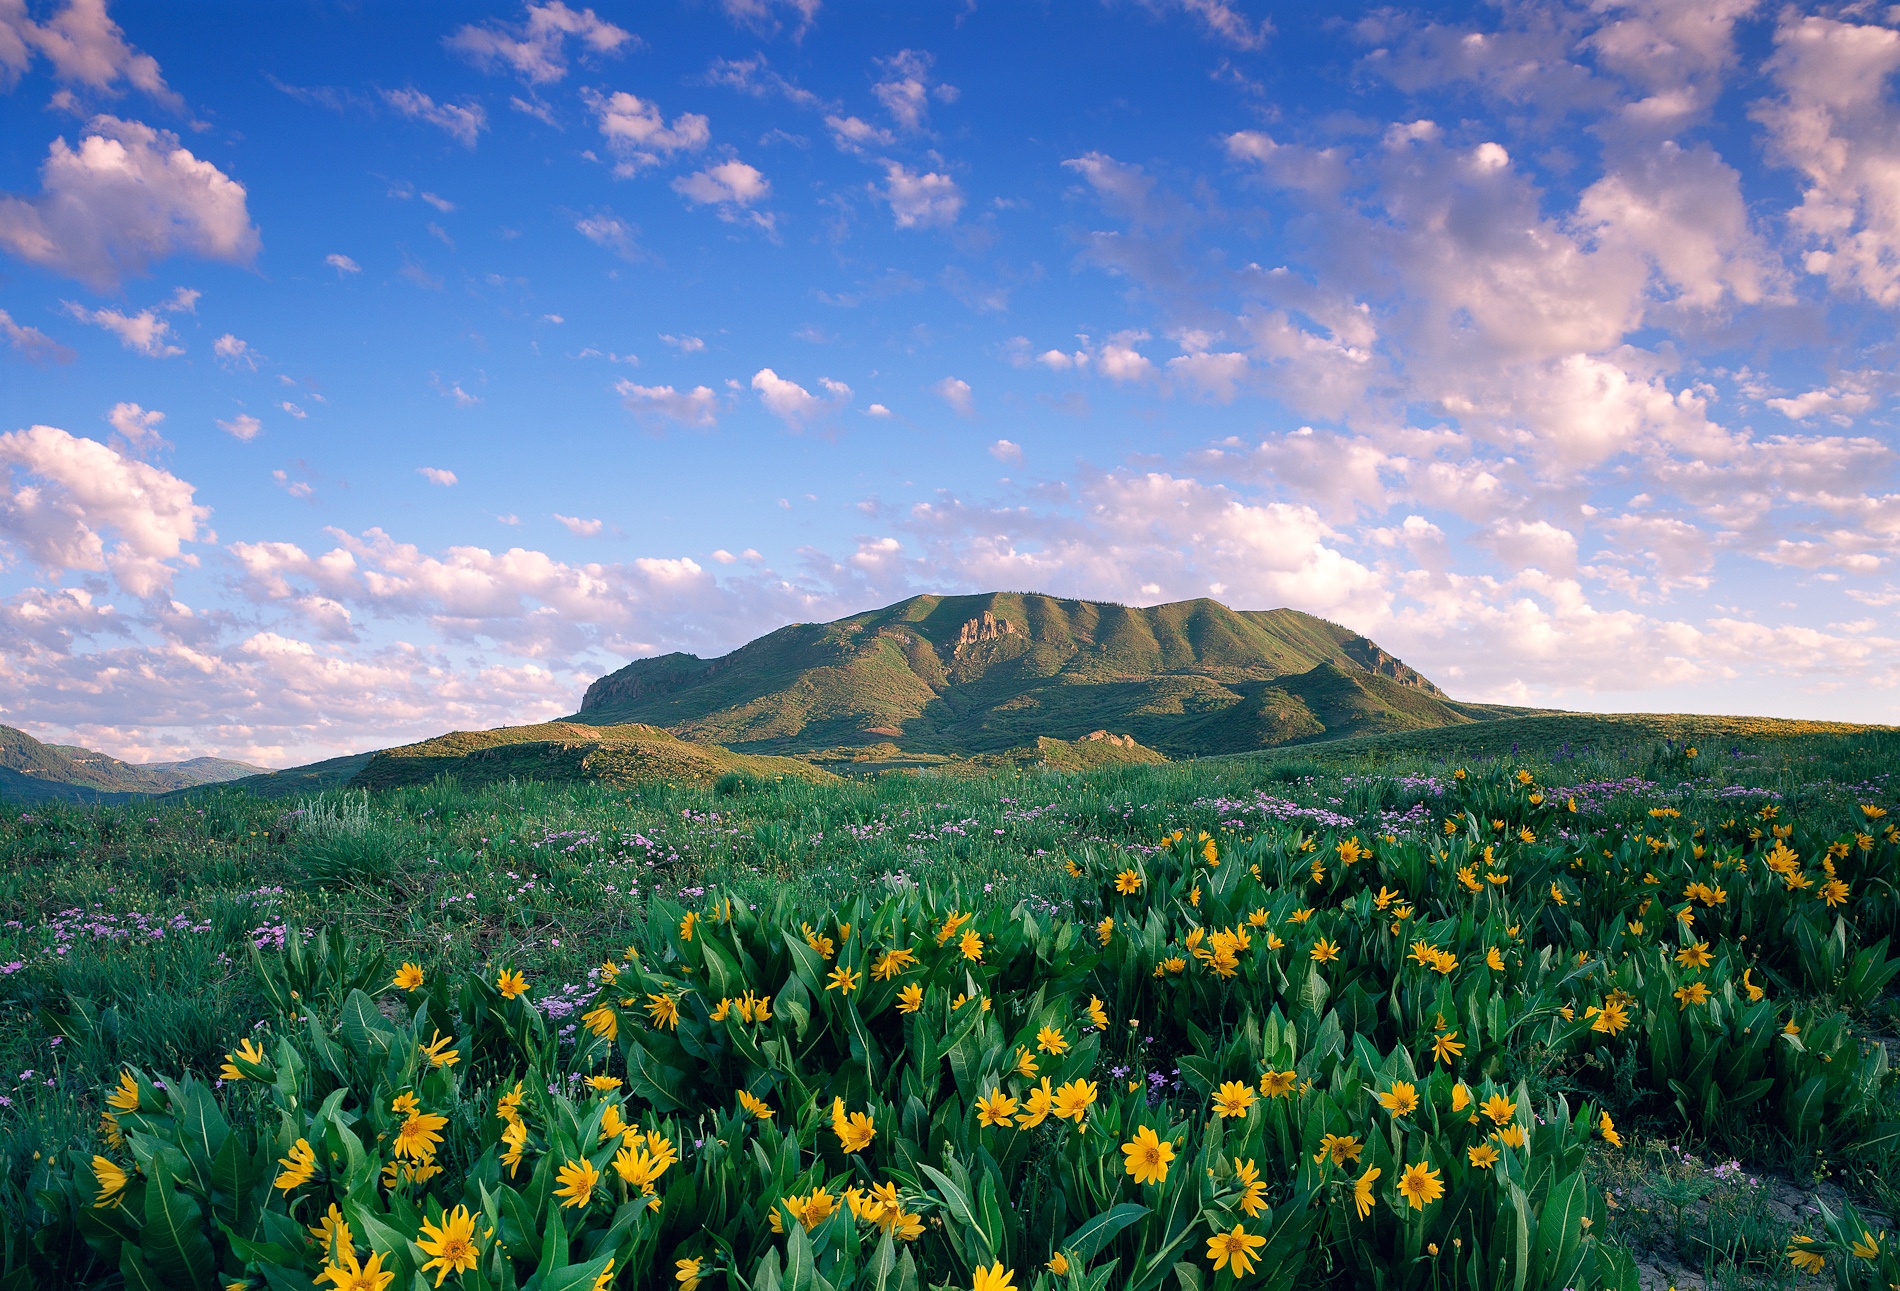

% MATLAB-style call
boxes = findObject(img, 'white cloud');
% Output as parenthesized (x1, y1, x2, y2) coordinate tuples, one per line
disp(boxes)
(825, 114, 894, 152)
(279, 401, 305, 419)
(989, 438, 1023, 464)
(0, 116, 259, 289)
(61, 300, 181, 356)
(0, 423, 208, 596)
(446, 2, 633, 84)
(879, 161, 962, 229)
(574, 211, 641, 260)
(583, 89, 710, 173)
(660, 333, 705, 352)
(1157, 0, 1271, 51)
(1166, 349, 1250, 402)
(934, 376, 973, 415)
(615, 380, 719, 427)
(554, 513, 604, 536)
(0, 0, 182, 109)
(672, 160, 770, 219)
(214, 332, 257, 369)
(751, 367, 848, 427)
(866, 403, 891, 417)
(218, 413, 260, 441)
(325, 252, 360, 274)
(721, 0, 821, 40)
(0, 308, 73, 363)
(1098, 333, 1156, 383)
(1756, 14, 1900, 306)
(872, 50, 947, 130)
(418, 467, 458, 487)
(383, 88, 487, 148)
(105, 401, 166, 451)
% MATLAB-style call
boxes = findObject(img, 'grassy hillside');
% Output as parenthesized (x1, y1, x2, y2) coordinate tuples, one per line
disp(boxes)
(1215, 710, 1900, 768)
(198, 752, 375, 800)
(575, 591, 1528, 757)
(349, 721, 838, 791)
(0, 725, 264, 802)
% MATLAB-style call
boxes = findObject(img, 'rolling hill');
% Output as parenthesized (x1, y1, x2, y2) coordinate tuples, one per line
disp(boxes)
(349, 722, 837, 791)
(575, 592, 1532, 758)
(0, 725, 266, 804)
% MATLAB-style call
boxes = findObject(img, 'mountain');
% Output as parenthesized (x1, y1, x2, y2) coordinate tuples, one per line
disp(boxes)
(349, 721, 837, 791)
(0, 725, 266, 803)
(575, 592, 1529, 758)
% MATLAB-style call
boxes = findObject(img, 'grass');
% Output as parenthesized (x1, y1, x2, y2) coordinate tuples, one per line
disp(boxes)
(2, 724, 1897, 1286)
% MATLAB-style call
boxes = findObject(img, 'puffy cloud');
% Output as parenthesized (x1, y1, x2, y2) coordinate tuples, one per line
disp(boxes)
(0, 0, 180, 108)
(1766, 386, 1877, 424)
(872, 50, 951, 131)
(383, 89, 486, 147)
(1475, 518, 1579, 575)
(105, 401, 166, 451)
(934, 376, 973, 415)
(0, 307, 73, 363)
(1151, 0, 1271, 52)
(583, 89, 710, 173)
(61, 299, 181, 356)
(989, 438, 1023, 464)
(615, 380, 719, 427)
(1576, 140, 1779, 308)
(574, 211, 642, 260)
(418, 467, 458, 487)
(1097, 332, 1156, 383)
(825, 114, 894, 152)
(446, 2, 633, 84)
(213, 332, 257, 369)
(671, 160, 771, 225)
(0, 424, 208, 596)
(879, 162, 962, 229)
(555, 513, 603, 536)
(1756, 14, 1900, 306)
(325, 252, 360, 274)
(751, 368, 848, 427)
(0, 116, 259, 289)
(218, 413, 260, 441)
(721, 0, 820, 40)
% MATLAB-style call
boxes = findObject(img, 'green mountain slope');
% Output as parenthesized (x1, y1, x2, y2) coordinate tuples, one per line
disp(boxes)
(349, 722, 838, 791)
(575, 592, 1530, 758)
(1, 725, 266, 802)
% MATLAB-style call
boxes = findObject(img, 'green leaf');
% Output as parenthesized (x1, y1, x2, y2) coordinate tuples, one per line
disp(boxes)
(535, 1252, 614, 1291)
(1533, 1171, 1587, 1288)
(118, 1244, 165, 1291)
(140, 1158, 216, 1291)
(174, 1081, 229, 1190)
(1060, 1203, 1149, 1264)
(918, 1162, 996, 1262)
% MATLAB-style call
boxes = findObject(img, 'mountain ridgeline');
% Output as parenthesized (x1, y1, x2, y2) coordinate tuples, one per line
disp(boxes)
(575, 593, 1526, 758)
(0, 725, 265, 804)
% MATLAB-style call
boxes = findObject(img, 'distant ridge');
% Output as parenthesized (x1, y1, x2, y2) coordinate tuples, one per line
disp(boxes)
(0, 725, 265, 804)
(576, 592, 1533, 758)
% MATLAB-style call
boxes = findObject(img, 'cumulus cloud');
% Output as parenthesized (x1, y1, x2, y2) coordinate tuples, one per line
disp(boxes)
(752, 367, 849, 427)
(1756, 13, 1900, 306)
(554, 513, 603, 536)
(0, 423, 208, 596)
(879, 161, 962, 229)
(934, 376, 973, 415)
(872, 50, 952, 131)
(383, 88, 487, 148)
(721, 0, 821, 40)
(446, 2, 633, 84)
(583, 89, 710, 173)
(218, 413, 260, 441)
(574, 211, 642, 260)
(0, 0, 182, 109)
(615, 380, 719, 427)
(61, 299, 182, 356)
(672, 160, 772, 226)
(214, 332, 257, 369)
(0, 308, 74, 363)
(325, 252, 360, 275)
(418, 467, 458, 487)
(0, 116, 259, 288)
(105, 401, 166, 451)
(989, 438, 1023, 464)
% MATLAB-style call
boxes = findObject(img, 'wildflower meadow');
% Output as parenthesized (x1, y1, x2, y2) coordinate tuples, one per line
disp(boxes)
(2, 732, 1898, 1290)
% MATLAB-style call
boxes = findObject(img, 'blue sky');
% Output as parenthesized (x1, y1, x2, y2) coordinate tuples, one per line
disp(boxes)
(2, 0, 1898, 764)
